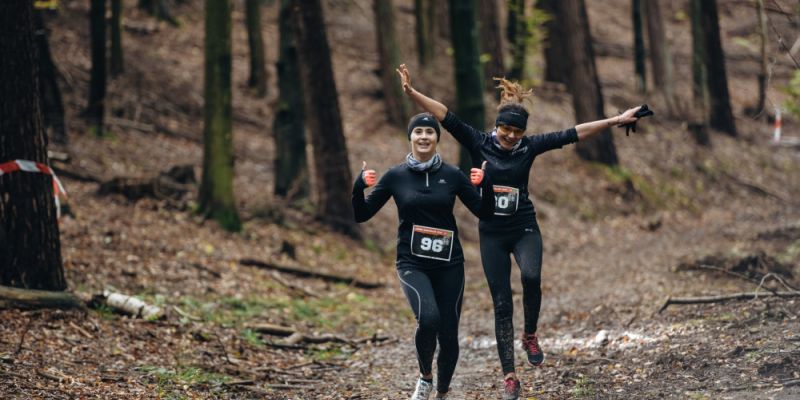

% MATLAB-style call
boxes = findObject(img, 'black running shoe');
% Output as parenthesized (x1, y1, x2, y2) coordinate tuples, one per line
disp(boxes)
(502, 377, 521, 400)
(522, 333, 544, 366)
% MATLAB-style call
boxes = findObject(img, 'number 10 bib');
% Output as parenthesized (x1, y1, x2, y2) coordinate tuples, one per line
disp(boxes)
(493, 186, 519, 216)
(411, 225, 455, 261)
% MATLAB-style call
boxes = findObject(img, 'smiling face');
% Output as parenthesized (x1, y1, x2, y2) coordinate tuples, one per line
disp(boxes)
(410, 126, 439, 160)
(495, 123, 525, 150)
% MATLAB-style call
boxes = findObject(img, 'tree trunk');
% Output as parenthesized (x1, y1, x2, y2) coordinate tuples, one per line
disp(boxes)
(643, 0, 676, 115)
(755, 0, 767, 114)
(414, 0, 435, 67)
(0, 1, 66, 290)
(33, 10, 67, 146)
(479, 0, 505, 91)
(632, 0, 646, 93)
(538, 0, 568, 84)
(689, 0, 711, 146)
(290, 0, 359, 237)
(199, 0, 241, 232)
(245, 0, 267, 97)
(88, 0, 106, 136)
(273, 0, 308, 200)
(110, 0, 124, 77)
(374, 0, 410, 127)
(700, 0, 736, 136)
(561, 0, 618, 165)
(449, 0, 484, 171)
(506, 0, 527, 81)
(138, 0, 178, 26)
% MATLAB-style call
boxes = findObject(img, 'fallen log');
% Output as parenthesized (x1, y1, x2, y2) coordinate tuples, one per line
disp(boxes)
(0, 285, 85, 310)
(245, 323, 296, 337)
(97, 165, 195, 202)
(658, 291, 800, 313)
(91, 290, 163, 319)
(239, 258, 383, 289)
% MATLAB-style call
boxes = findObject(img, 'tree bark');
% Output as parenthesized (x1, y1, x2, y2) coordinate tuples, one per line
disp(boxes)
(273, 0, 308, 200)
(110, 0, 124, 77)
(506, 0, 527, 81)
(199, 0, 241, 232)
(245, 0, 267, 97)
(643, 0, 676, 115)
(449, 0, 485, 171)
(374, 0, 410, 127)
(290, 0, 359, 237)
(700, 0, 736, 136)
(479, 0, 505, 91)
(88, 0, 106, 136)
(33, 10, 67, 145)
(538, 0, 568, 84)
(0, 1, 66, 290)
(414, 0, 435, 66)
(632, 0, 646, 93)
(755, 0, 768, 115)
(561, 0, 618, 165)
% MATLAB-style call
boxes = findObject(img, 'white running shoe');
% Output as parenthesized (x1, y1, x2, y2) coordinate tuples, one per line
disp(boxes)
(411, 378, 433, 400)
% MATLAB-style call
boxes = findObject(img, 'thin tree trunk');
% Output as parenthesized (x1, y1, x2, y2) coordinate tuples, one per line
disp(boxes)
(374, 0, 410, 126)
(701, 0, 737, 136)
(290, 0, 359, 238)
(643, 0, 676, 115)
(755, 0, 768, 114)
(689, 0, 711, 146)
(538, 0, 568, 84)
(561, 0, 618, 165)
(273, 0, 308, 200)
(199, 0, 241, 232)
(110, 0, 124, 77)
(632, 0, 646, 93)
(88, 0, 106, 136)
(0, 1, 65, 290)
(449, 0, 484, 171)
(506, 0, 527, 81)
(414, 0, 435, 67)
(245, 0, 267, 97)
(33, 10, 67, 145)
(479, 0, 505, 91)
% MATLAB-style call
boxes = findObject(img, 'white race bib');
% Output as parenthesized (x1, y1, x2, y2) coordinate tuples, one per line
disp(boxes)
(410, 225, 455, 261)
(493, 186, 520, 216)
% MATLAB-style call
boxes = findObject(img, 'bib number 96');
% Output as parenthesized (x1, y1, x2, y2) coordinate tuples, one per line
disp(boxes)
(411, 225, 454, 261)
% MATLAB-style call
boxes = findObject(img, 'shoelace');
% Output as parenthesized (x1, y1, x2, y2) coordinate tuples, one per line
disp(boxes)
(523, 334, 541, 355)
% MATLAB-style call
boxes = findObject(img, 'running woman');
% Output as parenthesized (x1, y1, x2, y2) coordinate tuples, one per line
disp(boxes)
(352, 113, 495, 400)
(397, 64, 644, 399)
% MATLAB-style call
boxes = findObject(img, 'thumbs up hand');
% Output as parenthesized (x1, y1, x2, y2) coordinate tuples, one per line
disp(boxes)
(362, 161, 377, 187)
(470, 161, 487, 186)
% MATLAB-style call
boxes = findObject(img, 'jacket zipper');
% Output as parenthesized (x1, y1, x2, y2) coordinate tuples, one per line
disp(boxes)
(425, 172, 429, 187)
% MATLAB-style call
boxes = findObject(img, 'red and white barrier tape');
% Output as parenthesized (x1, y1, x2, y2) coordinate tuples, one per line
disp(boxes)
(0, 159, 67, 218)
(773, 108, 782, 143)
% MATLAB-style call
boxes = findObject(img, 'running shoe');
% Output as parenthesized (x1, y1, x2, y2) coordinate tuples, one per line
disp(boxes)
(502, 377, 521, 400)
(411, 378, 433, 400)
(522, 332, 544, 366)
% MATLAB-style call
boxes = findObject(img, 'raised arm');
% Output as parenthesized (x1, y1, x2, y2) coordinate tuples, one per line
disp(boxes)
(352, 163, 391, 223)
(457, 161, 494, 220)
(575, 106, 641, 141)
(397, 64, 448, 121)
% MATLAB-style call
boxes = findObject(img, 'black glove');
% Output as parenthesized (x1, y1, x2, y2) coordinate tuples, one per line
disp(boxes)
(618, 104, 654, 136)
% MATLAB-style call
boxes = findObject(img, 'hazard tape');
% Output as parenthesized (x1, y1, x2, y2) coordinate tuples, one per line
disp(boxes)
(0, 159, 67, 218)
(773, 108, 782, 143)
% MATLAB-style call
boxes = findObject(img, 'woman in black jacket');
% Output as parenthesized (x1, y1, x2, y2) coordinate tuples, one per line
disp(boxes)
(352, 112, 494, 400)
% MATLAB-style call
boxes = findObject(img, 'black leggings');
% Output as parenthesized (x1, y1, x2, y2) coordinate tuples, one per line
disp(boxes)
(479, 224, 543, 374)
(397, 264, 464, 393)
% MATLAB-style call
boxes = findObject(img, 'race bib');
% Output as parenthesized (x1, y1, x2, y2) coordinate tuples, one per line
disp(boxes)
(493, 186, 519, 216)
(410, 225, 454, 261)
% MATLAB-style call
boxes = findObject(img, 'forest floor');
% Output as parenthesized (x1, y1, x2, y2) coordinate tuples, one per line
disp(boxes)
(2, 0, 800, 399)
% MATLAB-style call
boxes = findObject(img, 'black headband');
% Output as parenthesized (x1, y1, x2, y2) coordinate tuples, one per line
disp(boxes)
(495, 109, 528, 130)
(407, 113, 441, 140)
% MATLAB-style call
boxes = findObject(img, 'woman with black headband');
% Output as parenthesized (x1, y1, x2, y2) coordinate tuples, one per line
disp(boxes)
(397, 64, 643, 400)
(352, 112, 494, 400)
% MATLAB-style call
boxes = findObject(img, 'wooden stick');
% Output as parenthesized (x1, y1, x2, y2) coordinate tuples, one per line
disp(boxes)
(68, 321, 94, 339)
(239, 258, 383, 289)
(0, 285, 85, 310)
(658, 291, 800, 313)
(245, 323, 295, 337)
(270, 272, 319, 298)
